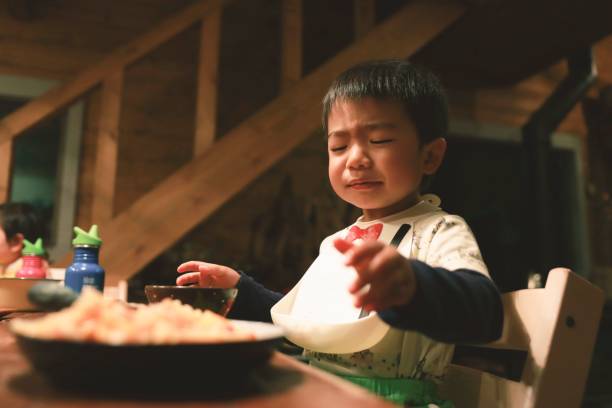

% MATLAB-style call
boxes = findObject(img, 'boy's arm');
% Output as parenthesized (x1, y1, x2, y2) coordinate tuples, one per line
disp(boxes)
(226, 272, 283, 322)
(378, 215, 503, 344)
(378, 260, 503, 344)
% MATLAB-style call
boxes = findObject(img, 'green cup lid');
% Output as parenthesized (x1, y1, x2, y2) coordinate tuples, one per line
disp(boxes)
(22, 238, 45, 256)
(72, 225, 102, 246)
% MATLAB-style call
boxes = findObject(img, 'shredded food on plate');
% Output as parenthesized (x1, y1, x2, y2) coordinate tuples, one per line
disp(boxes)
(11, 288, 254, 345)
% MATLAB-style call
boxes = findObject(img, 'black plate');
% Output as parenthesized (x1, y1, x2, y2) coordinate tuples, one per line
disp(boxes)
(13, 320, 284, 392)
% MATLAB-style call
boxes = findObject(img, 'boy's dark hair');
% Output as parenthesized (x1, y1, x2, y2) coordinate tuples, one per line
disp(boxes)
(322, 59, 448, 145)
(0, 202, 44, 242)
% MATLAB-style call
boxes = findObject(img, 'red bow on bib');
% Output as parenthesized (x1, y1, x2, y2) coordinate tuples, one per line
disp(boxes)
(346, 223, 383, 243)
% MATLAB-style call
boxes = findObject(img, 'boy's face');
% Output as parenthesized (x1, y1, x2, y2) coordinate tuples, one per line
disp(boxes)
(327, 97, 445, 221)
(0, 227, 22, 265)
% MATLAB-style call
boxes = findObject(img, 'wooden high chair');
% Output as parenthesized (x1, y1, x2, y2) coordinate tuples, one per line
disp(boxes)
(440, 268, 604, 408)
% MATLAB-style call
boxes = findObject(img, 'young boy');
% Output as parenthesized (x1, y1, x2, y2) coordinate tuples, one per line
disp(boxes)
(177, 60, 503, 406)
(0, 202, 46, 277)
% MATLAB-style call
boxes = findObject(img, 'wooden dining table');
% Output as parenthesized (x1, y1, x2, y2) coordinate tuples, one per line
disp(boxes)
(0, 313, 395, 408)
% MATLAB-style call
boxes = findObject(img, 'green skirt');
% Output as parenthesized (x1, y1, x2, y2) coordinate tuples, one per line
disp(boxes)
(336, 373, 454, 407)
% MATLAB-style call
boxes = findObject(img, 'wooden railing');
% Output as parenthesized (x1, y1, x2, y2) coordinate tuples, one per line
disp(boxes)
(0, 0, 466, 284)
(0, 0, 230, 208)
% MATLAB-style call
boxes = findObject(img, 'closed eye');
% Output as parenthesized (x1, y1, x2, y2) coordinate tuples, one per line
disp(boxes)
(370, 139, 394, 144)
(329, 145, 347, 152)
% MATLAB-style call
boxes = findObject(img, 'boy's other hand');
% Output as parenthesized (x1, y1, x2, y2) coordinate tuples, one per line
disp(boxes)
(176, 261, 240, 288)
(334, 238, 416, 313)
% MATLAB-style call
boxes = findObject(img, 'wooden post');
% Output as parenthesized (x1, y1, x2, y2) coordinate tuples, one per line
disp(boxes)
(281, 0, 302, 90)
(0, 142, 12, 203)
(194, 8, 222, 157)
(91, 71, 123, 223)
(354, 0, 375, 39)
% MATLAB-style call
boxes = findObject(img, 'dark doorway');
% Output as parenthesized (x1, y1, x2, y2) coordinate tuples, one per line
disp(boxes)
(429, 133, 588, 292)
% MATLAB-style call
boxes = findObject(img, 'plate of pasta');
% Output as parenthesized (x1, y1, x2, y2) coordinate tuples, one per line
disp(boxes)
(10, 288, 284, 390)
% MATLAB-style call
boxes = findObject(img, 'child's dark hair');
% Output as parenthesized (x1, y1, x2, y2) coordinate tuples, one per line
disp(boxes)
(322, 59, 448, 145)
(0, 202, 44, 242)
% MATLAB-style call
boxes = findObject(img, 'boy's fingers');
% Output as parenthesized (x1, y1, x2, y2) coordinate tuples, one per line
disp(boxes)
(356, 269, 416, 311)
(348, 260, 381, 292)
(350, 254, 411, 307)
(347, 253, 394, 293)
(178, 261, 225, 277)
(352, 261, 393, 297)
(348, 275, 369, 294)
(368, 249, 404, 278)
(344, 241, 385, 267)
(357, 281, 394, 309)
(350, 247, 398, 284)
(196, 263, 232, 278)
(176, 272, 200, 286)
(355, 281, 397, 311)
(177, 261, 206, 273)
(333, 238, 354, 254)
(354, 286, 389, 310)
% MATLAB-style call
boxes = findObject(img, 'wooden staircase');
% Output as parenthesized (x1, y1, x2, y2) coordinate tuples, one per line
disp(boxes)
(0, 0, 465, 285)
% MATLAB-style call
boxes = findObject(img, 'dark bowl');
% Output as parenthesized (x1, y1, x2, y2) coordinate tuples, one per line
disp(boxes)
(12, 320, 284, 394)
(144, 286, 238, 316)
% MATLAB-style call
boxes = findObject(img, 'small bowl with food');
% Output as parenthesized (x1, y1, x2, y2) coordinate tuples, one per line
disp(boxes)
(144, 285, 238, 317)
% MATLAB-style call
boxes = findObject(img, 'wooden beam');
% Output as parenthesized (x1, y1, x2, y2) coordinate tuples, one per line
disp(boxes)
(354, 0, 376, 39)
(281, 0, 303, 90)
(194, 9, 222, 156)
(0, 142, 12, 203)
(66, 0, 466, 284)
(0, 0, 231, 146)
(447, 68, 592, 137)
(91, 71, 123, 223)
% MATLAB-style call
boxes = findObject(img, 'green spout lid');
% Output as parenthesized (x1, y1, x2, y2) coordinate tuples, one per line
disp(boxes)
(22, 238, 45, 256)
(72, 225, 102, 247)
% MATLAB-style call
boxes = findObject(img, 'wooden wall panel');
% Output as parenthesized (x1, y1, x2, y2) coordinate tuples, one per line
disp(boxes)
(0, 0, 193, 80)
(216, 0, 282, 137)
(92, 71, 124, 223)
(73, 89, 101, 230)
(281, 0, 302, 90)
(302, 0, 353, 76)
(114, 26, 199, 214)
(194, 12, 221, 156)
(354, 0, 375, 39)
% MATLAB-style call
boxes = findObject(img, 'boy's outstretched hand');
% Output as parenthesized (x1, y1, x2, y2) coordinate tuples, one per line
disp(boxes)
(176, 261, 240, 288)
(334, 238, 417, 313)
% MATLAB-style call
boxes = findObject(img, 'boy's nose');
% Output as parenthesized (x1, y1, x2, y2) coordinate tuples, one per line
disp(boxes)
(346, 145, 372, 169)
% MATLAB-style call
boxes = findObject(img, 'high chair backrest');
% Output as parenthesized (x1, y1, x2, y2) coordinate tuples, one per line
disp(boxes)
(440, 268, 604, 408)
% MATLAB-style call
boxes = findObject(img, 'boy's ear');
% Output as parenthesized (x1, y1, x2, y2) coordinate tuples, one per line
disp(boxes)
(422, 137, 447, 175)
(9, 233, 24, 255)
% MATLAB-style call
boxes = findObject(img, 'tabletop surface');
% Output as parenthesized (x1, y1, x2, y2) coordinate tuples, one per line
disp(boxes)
(0, 313, 394, 408)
